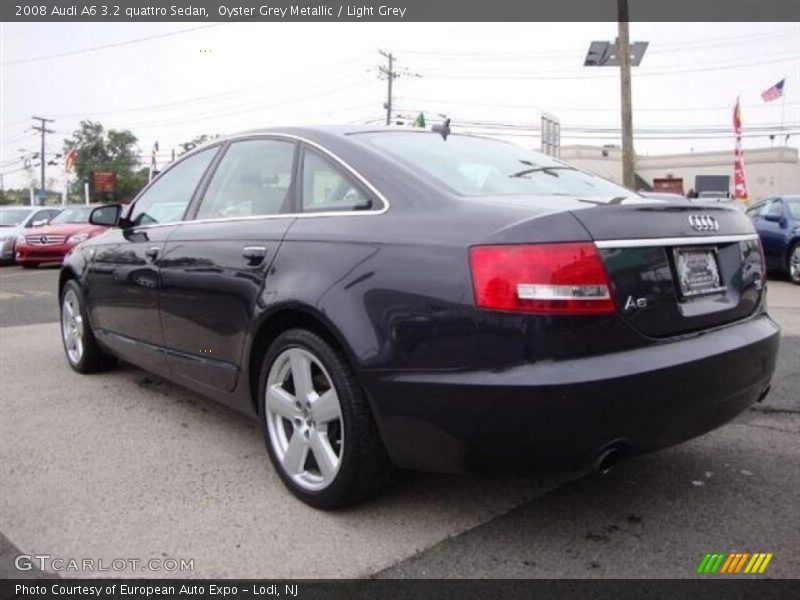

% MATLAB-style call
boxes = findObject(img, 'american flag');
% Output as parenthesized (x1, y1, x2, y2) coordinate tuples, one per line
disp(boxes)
(761, 79, 785, 102)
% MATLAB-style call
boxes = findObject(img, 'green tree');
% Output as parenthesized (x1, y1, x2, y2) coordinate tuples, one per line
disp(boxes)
(64, 121, 148, 203)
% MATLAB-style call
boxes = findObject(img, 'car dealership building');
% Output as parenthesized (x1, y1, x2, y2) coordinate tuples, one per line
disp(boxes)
(560, 145, 800, 200)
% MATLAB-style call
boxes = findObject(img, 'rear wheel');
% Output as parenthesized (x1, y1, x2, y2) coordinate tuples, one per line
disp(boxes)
(788, 243, 800, 285)
(21, 262, 36, 269)
(259, 329, 394, 509)
(60, 280, 117, 373)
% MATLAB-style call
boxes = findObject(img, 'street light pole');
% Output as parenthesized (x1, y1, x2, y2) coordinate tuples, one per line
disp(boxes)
(617, 0, 635, 190)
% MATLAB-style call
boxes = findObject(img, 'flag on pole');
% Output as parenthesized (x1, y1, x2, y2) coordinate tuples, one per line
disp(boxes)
(761, 79, 785, 103)
(64, 148, 77, 173)
(732, 98, 749, 203)
(149, 141, 159, 182)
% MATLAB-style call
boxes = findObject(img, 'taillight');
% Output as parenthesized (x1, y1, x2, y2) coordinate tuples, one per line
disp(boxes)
(469, 243, 615, 315)
(756, 237, 767, 286)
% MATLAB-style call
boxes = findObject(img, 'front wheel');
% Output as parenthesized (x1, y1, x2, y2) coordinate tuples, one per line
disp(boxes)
(258, 329, 395, 509)
(60, 280, 117, 373)
(788, 243, 800, 285)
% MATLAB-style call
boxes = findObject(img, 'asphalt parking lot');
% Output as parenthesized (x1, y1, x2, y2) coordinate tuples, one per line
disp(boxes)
(0, 264, 797, 579)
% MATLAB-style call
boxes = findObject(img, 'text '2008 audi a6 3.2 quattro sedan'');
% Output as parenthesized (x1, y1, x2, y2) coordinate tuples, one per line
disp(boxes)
(59, 126, 780, 509)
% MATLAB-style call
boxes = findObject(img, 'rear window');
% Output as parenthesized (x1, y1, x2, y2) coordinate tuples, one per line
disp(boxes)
(355, 131, 631, 199)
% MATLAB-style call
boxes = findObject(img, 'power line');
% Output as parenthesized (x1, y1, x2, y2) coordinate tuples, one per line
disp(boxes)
(396, 96, 800, 113)
(2, 24, 223, 66)
(416, 53, 799, 81)
(394, 27, 799, 60)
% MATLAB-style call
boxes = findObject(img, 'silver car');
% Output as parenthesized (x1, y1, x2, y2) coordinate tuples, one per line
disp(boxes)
(0, 206, 62, 263)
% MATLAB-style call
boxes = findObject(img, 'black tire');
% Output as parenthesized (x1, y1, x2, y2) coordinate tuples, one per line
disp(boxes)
(788, 242, 800, 285)
(258, 328, 395, 509)
(60, 280, 117, 373)
(21, 262, 36, 269)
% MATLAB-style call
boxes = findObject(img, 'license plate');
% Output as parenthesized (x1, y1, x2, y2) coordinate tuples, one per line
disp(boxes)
(674, 247, 725, 298)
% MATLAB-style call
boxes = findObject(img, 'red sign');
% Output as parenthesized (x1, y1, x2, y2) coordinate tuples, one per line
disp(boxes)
(653, 178, 684, 195)
(92, 171, 117, 194)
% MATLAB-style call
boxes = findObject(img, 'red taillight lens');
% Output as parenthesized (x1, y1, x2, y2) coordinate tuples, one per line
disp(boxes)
(756, 237, 767, 285)
(469, 243, 615, 315)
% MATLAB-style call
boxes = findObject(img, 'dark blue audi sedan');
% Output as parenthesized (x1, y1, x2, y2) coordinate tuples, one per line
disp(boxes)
(59, 127, 780, 508)
(746, 195, 800, 284)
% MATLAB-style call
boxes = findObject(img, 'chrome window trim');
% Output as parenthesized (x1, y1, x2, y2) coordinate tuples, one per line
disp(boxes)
(594, 233, 758, 249)
(126, 133, 389, 231)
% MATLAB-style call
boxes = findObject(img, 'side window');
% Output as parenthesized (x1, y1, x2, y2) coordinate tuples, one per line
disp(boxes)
(301, 150, 372, 212)
(28, 210, 52, 226)
(129, 147, 217, 227)
(766, 199, 783, 218)
(196, 139, 296, 220)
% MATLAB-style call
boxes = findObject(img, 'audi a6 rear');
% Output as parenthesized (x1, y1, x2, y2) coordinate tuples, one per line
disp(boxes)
(58, 127, 780, 508)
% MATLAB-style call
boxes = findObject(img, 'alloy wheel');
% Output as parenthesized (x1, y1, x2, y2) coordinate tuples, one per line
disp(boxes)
(61, 288, 84, 365)
(265, 347, 344, 491)
(789, 245, 800, 283)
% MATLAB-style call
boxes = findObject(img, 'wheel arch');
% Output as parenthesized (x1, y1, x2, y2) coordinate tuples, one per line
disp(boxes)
(59, 265, 79, 298)
(245, 304, 361, 416)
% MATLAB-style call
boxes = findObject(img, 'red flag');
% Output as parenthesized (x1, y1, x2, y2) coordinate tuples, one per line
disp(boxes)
(732, 98, 749, 203)
(64, 148, 77, 173)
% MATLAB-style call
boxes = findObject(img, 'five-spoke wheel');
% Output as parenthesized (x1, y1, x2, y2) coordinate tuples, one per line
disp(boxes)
(59, 280, 117, 373)
(265, 347, 344, 491)
(61, 287, 85, 365)
(259, 329, 394, 509)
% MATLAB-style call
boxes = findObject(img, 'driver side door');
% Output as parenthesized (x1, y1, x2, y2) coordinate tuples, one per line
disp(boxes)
(87, 146, 220, 372)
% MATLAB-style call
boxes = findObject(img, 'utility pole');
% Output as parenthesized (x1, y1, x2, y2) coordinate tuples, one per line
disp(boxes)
(379, 50, 395, 126)
(378, 50, 421, 126)
(617, 0, 635, 190)
(31, 116, 55, 205)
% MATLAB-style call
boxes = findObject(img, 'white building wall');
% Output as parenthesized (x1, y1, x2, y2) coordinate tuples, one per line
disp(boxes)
(560, 145, 800, 201)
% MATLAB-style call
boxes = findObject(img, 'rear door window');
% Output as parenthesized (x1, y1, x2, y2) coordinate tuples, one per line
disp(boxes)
(196, 139, 297, 220)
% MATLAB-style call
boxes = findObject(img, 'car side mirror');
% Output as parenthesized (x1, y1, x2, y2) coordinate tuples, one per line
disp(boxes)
(763, 213, 782, 223)
(90, 204, 122, 227)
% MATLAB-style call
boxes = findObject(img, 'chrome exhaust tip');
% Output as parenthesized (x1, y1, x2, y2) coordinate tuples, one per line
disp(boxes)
(594, 448, 620, 475)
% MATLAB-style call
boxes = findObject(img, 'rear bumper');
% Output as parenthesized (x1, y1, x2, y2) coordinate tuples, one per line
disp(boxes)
(15, 243, 70, 264)
(363, 314, 780, 473)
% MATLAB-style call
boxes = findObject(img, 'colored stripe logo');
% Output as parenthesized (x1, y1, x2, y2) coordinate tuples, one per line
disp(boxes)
(697, 553, 773, 574)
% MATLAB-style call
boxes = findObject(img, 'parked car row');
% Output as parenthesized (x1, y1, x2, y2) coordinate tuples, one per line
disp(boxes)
(0, 204, 114, 267)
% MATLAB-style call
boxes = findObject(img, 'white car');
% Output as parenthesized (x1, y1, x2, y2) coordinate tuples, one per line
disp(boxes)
(0, 206, 62, 264)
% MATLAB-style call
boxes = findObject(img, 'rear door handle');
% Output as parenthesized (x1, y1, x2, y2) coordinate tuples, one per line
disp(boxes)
(242, 245, 267, 266)
(145, 246, 159, 261)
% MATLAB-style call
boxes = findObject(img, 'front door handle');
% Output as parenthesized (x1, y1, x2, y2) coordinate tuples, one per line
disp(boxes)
(242, 245, 268, 266)
(145, 246, 159, 261)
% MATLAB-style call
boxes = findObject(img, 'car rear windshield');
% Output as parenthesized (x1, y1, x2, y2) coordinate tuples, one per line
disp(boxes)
(0, 209, 32, 226)
(51, 206, 93, 224)
(355, 131, 632, 198)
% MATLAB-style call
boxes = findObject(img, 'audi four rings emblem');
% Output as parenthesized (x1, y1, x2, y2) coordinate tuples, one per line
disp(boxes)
(688, 214, 719, 232)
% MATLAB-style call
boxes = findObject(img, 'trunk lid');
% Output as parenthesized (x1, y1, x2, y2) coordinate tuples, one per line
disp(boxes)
(569, 201, 764, 338)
